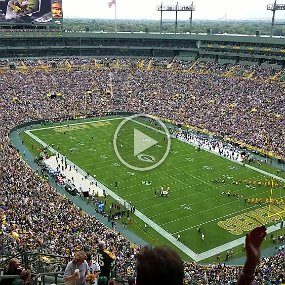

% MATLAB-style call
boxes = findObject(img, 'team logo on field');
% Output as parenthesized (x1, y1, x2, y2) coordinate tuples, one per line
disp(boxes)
(113, 114, 171, 171)
(137, 154, 156, 163)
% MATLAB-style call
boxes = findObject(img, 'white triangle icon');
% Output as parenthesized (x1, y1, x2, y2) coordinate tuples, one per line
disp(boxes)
(134, 129, 158, 156)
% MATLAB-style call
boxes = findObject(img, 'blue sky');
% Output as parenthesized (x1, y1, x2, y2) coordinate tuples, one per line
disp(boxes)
(62, 0, 280, 20)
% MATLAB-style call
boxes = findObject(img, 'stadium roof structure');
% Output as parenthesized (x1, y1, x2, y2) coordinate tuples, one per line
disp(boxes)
(0, 31, 285, 68)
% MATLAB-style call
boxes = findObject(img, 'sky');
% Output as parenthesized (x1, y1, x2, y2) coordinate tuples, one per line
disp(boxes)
(62, 0, 282, 20)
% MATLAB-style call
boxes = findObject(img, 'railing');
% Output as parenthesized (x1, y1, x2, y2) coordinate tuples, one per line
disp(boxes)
(32, 272, 64, 285)
(0, 250, 69, 284)
(0, 272, 131, 285)
(0, 272, 64, 285)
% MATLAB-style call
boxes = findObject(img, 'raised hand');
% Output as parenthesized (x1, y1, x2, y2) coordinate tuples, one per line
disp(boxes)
(237, 225, 266, 285)
(245, 225, 266, 265)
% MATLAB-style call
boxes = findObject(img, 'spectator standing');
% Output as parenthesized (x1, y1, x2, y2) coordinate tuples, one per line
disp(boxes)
(64, 251, 88, 285)
(86, 253, 100, 285)
(97, 242, 116, 282)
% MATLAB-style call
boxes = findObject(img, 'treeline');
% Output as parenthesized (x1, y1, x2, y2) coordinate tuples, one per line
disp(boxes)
(62, 18, 285, 36)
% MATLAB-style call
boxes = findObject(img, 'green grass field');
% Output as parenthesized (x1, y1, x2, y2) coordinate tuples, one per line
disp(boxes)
(22, 115, 285, 261)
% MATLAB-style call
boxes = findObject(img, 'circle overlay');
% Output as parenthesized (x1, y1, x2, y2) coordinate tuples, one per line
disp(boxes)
(113, 114, 171, 171)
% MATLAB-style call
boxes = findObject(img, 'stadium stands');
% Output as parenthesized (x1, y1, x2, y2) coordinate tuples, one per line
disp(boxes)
(0, 31, 285, 67)
(0, 58, 284, 284)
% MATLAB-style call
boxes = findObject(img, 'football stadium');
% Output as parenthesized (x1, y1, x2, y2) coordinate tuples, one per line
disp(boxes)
(0, 0, 284, 284)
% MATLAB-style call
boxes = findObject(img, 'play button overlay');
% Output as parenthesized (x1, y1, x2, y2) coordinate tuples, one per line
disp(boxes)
(133, 129, 158, 156)
(113, 114, 171, 171)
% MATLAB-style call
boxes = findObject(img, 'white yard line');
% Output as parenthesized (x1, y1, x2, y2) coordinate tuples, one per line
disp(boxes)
(176, 136, 285, 183)
(24, 117, 285, 262)
(131, 118, 285, 183)
(130, 118, 169, 135)
(198, 222, 283, 261)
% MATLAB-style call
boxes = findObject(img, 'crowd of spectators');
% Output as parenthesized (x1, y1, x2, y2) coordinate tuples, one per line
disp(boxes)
(0, 57, 284, 284)
(183, 248, 285, 284)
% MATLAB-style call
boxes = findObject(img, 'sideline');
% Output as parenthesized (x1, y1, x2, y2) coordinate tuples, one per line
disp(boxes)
(23, 117, 285, 262)
(11, 123, 148, 248)
(131, 117, 285, 183)
(129, 117, 285, 260)
(24, 127, 199, 260)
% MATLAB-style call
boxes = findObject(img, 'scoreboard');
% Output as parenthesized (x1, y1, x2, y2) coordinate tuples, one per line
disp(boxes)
(0, 0, 63, 25)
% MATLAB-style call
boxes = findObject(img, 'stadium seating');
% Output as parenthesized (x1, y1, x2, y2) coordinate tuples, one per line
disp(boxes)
(0, 58, 284, 284)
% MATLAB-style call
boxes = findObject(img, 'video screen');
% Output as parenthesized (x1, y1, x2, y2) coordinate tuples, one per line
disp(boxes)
(0, 0, 58, 24)
(51, 0, 62, 18)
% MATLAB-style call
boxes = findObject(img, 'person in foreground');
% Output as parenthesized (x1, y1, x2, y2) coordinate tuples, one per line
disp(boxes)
(134, 225, 266, 285)
(11, 270, 31, 285)
(237, 225, 267, 285)
(64, 251, 89, 285)
(135, 246, 184, 285)
(1, 258, 27, 285)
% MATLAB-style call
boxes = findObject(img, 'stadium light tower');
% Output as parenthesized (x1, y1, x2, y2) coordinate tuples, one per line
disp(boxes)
(157, 2, 196, 34)
(267, 0, 285, 36)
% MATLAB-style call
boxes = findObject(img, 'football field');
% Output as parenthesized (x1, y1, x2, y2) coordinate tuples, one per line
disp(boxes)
(23, 115, 285, 261)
